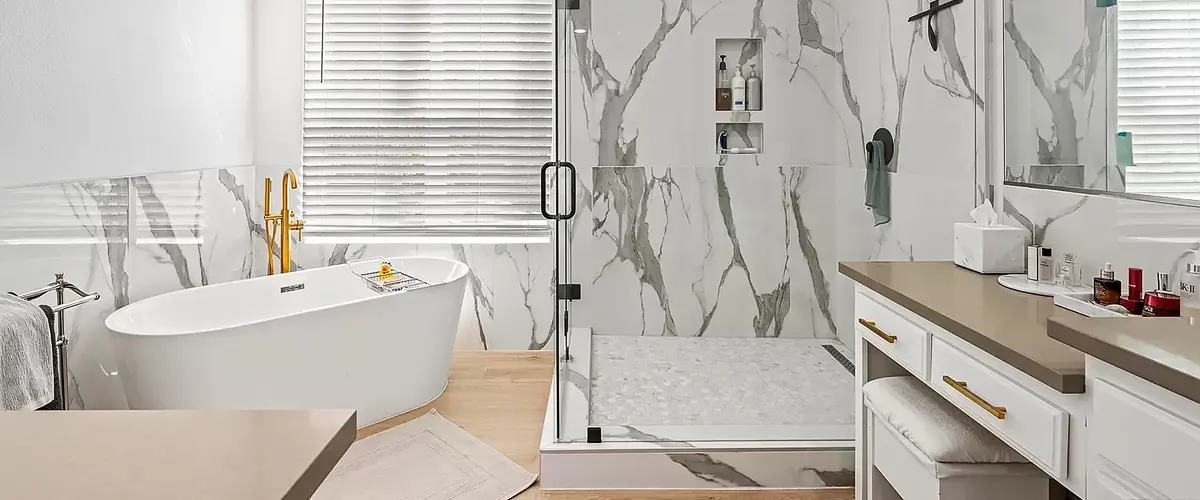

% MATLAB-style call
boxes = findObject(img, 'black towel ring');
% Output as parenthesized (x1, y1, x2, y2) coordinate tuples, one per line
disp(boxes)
(865, 128, 894, 166)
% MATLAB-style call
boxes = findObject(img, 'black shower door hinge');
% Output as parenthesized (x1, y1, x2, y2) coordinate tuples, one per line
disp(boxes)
(557, 284, 581, 301)
(558, 0, 580, 10)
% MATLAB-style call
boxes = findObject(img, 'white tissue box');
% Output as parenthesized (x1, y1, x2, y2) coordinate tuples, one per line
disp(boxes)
(953, 223, 1030, 274)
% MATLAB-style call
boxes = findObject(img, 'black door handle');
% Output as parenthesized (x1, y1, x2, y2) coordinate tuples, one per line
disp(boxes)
(540, 161, 578, 221)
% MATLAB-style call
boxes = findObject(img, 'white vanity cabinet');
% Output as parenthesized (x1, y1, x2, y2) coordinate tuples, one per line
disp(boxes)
(852, 286, 1088, 497)
(846, 261, 1200, 500)
(1087, 358, 1200, 500)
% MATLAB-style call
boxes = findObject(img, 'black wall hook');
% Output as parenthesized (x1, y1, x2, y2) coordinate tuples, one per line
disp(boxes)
(865, 128, 894, 167)
(908, 0, 963, 51)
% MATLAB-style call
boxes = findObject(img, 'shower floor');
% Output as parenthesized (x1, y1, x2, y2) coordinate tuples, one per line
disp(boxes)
(589, 336, 855, 428)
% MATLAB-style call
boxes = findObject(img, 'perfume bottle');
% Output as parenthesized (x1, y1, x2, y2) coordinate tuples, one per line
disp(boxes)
(1038, 248, 1055, 284)
(1054, 252, 1080, 287)
(1093, 262, 1122, 306)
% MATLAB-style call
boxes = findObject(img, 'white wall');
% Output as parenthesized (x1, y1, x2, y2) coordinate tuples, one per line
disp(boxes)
(0, 0, 253, 188)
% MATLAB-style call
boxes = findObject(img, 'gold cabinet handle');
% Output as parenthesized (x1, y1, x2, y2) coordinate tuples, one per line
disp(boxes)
(858, 318, 897, 343)
(943, 375, 1007, 420)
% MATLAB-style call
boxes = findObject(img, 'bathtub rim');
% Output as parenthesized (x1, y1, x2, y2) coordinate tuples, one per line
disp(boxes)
(104, 256, 470, 337)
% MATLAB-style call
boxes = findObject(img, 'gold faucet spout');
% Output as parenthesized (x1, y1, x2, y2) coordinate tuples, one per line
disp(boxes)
(276, 169, 304, 274)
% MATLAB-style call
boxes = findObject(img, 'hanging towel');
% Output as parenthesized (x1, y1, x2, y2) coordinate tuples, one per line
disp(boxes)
(865, 139, 892, 226)
(0, 294, 55, 410)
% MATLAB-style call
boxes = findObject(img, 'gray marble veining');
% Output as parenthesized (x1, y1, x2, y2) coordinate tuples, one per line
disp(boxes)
(588, 166, 838, 339)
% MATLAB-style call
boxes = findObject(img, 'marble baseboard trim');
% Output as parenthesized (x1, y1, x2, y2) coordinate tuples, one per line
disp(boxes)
(540, 444, 854, 489)
(595, 423, 854, 444)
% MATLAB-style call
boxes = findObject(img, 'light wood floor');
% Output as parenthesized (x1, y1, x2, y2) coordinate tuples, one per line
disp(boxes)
(360, 351, 853, 500)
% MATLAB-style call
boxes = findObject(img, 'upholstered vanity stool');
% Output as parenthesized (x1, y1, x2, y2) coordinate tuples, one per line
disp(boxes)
(862, 377, 1050, 500)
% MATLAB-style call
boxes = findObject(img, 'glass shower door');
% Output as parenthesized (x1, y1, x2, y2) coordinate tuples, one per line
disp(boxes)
(547, 0, 580, 444)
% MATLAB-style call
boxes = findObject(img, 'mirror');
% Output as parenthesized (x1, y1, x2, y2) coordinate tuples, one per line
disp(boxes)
(1002, 0, 1200, 203)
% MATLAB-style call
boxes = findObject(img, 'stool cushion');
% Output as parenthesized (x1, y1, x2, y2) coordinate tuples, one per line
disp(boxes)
(864, 376, 1028, 464)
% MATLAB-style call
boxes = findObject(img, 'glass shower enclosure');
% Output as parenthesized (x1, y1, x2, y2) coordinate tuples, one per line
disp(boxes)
(541, 0, 870, 446)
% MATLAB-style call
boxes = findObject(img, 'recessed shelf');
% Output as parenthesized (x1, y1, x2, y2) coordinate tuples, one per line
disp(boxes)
(714, 38, 764, 112)
(716, 122, 763, 155)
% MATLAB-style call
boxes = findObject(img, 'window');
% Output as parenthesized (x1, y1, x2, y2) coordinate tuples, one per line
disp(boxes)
(302, 0, 555, 242)
(1118, 0, 1200, 200)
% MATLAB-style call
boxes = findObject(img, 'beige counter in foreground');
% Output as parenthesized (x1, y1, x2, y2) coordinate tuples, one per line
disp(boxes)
(0, 409, 356, 500)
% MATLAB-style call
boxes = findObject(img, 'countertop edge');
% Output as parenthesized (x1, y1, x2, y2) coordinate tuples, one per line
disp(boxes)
(1049, 319, 1200, 405)
(840, 263, 1086, 394)
(282, 410, 357, 500)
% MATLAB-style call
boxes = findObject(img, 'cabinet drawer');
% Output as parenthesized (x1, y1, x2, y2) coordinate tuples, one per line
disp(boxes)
(1092, 379, 1200, 499)
(855, 292, 930, 379)
(929, 337, 1069, 478)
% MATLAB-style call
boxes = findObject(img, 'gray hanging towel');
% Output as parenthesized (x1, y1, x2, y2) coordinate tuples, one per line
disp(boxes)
(0, 293, 54, 410)
(865, 140, 892, 226)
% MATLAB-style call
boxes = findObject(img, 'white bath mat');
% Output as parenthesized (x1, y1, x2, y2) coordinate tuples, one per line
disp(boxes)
(312, 410, 536, 500)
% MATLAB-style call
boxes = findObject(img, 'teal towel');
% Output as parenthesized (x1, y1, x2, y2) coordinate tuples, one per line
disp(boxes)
(865, 140, 891, 226)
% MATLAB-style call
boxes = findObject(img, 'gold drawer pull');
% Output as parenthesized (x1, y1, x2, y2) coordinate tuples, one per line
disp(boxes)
(943, 375, 1007, 420)
(858, 318, 897, 343)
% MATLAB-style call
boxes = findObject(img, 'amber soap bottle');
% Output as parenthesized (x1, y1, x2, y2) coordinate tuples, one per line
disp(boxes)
(1093, 262, 1121, 306)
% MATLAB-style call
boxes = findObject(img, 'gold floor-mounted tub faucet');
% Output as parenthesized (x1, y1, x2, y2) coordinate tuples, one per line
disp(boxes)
(264, 169, 305, 275)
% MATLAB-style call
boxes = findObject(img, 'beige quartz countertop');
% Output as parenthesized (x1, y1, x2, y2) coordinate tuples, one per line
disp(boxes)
(0, 409, 356, 500)
(1050, 314, 1200, 405)
(840, 261, 1086, 393)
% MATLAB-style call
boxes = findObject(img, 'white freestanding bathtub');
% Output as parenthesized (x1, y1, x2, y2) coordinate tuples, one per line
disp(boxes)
(106, 257, 469, 427)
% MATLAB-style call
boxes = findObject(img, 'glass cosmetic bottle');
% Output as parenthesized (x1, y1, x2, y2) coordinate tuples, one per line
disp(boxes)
(1094, 262, 1122, 306)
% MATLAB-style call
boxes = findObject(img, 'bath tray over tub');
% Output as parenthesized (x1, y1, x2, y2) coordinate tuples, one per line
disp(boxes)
(348, 258, 432, 294)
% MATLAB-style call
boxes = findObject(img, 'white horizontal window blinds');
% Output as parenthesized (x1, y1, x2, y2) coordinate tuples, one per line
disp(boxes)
(1118, 0, 1200, 200)
(0, 181, 129, 246)
(303, 0, 555, 242)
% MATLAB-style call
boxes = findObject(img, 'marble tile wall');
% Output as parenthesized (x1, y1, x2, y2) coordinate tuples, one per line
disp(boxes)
(581, 166, 839, 339)
(563, 0, 983, 345)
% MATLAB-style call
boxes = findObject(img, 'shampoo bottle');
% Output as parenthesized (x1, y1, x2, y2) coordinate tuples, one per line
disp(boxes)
(731, 66, 746, 111)
(716, 55, 732, 111)
(747, 64, 762, 111)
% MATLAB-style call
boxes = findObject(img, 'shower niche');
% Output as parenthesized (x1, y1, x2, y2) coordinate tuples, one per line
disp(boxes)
(714, 38, 763, 156)
(716, 122, 764, 155)
(714, 38, 764, 113)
